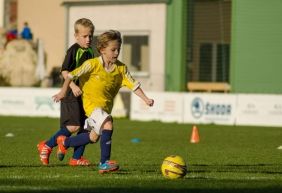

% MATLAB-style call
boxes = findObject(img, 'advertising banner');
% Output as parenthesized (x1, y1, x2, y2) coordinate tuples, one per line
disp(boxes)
(183, 93, 237, 125)
(0, 87, 60, 117)
(130, 92, 183, 123)
(1, 88, 282, 127)
(236, 94, 282, 127)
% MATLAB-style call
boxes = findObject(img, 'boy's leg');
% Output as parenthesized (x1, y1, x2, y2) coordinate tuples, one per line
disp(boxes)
(100, 129, 113, 164)
(37, 100, 74, 165)
(72, 130, 87, 159)
(46, 127, 72, 148)
(98, 120, 119, 174)
(57, 98, 91, 164)
(37, 127, 71, 165)
(70, 129, 90, 166)
(57, 131, 93, 161)
(84, 109, 119, 173)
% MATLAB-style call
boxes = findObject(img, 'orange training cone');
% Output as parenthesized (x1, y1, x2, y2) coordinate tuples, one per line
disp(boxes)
(190, 125, 200, 143)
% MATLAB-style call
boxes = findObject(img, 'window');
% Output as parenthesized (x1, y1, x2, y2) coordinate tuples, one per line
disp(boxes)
(216, 44, 230, 82)
(199, 43, 213, 81)
(4, 0, 17, 28)
(122, 35, 149, 75)
(92, 34, 149, 76)
(199, 43, 230, 82)
(187, 0, 231, 83)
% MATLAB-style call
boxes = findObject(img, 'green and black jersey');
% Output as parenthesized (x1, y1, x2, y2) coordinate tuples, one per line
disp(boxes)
(61, 43, 94, 102)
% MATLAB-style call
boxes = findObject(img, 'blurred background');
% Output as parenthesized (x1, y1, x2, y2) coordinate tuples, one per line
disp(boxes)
(0, 0, 281, 93)
(0, 0, 282, 126)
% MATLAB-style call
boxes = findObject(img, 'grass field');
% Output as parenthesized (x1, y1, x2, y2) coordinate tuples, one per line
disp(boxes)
(0, 116, 281, 193)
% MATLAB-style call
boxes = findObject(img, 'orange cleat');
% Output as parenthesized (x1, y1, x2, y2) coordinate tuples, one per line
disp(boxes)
(37, 141, 52, 165)
(56, 135, 67, 161)
(69, 157, 90, 166)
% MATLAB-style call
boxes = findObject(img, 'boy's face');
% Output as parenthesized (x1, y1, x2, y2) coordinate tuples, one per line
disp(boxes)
(75, 25, 93, 49)
(101, 40, 121, 64)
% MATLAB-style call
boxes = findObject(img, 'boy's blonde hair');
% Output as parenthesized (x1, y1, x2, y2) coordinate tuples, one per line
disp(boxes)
(74, 18, 95, 34)
(96, 30, 122, 53)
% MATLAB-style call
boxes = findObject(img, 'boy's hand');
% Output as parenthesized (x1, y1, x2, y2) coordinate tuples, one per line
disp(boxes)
(146, 99, 154, 107)
(70, 84, 82, 97)
(52, 91, 65, 103)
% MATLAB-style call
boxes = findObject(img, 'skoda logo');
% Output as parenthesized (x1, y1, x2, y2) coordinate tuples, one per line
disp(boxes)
(191, 97, 204, 118)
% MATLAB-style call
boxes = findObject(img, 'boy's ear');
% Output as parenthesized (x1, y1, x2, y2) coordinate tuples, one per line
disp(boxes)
(100, 48, 105, 54)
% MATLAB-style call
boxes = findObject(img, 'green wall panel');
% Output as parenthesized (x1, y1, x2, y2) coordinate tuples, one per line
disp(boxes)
(231, 0, 282, 93)
(165, 0, 187, 91)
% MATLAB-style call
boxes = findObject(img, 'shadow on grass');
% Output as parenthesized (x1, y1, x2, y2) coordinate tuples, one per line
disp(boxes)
(1, 164, 282, 193)
(0, 187, 282, 193)
(189, 163, 282, 175)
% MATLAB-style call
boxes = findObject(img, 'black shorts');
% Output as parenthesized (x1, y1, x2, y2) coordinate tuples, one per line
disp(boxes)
(60, 99, 86, 128)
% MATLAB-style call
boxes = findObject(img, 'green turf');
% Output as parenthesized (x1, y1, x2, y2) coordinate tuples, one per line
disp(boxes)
(0, 116, 281, 193)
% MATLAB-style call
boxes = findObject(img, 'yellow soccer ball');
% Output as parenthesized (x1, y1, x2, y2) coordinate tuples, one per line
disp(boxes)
(161, 155, 187, 179)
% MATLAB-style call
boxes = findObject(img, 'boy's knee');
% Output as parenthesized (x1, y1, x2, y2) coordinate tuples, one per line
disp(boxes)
(102, 119, 113, 130)
(67, 126, 80, 133)
(89, 130, 99, 143)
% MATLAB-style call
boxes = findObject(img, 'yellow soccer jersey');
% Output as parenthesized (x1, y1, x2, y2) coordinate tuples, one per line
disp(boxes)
(68, 56, 140, 116)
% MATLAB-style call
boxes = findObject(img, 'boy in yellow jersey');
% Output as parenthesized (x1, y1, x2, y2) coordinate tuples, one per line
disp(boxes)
(53, 30, 154, 173)
(37, 18, 95, 166)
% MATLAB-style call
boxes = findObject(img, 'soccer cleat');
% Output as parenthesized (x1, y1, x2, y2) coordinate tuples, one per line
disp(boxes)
(37, 141, 52, 165)
(98, 160, 119, 174)
(56, 135, 67, 161)
(69, 157, 90, 166)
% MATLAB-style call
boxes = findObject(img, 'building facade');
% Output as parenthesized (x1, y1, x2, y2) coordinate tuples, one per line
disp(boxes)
(3, 0, 282, 93)
(166, 0, 282, 94)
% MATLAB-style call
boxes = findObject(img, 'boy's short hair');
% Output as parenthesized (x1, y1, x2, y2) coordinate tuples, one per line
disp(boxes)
(96, 30, 122, 53)
(74, 18, 95, 34)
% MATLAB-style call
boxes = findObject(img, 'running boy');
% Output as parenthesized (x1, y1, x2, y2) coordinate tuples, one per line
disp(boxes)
(37, 18, 95, 166)
(52, 30, 154, 173)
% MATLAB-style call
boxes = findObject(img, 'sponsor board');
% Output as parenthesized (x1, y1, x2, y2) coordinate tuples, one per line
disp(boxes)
(130, 92, 183, 123)
(183, 93, 237, 125)
(0, 87, 60, 117)
(236, 94, 282, 127)
(1, 88, 282, 127)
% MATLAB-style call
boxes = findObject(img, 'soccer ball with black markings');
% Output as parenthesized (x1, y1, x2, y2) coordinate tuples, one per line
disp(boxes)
(161, 155, 187, 179)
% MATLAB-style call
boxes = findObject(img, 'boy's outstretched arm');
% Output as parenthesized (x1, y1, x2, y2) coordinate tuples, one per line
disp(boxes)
(133, 87, 154, 107)
(62, 70, 82, 97)
(52, 76, 72, 102)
